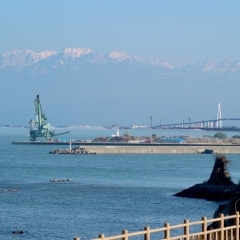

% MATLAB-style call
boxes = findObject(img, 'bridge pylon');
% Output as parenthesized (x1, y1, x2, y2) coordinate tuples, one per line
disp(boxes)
(216, 103, 222, 128)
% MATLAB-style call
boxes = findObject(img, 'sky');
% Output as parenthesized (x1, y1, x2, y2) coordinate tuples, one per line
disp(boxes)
(0, 1, 239, 66)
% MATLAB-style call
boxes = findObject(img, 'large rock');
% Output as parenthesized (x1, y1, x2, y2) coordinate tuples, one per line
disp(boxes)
(174, 155, 240, 201)
(207, 154, 234, 186)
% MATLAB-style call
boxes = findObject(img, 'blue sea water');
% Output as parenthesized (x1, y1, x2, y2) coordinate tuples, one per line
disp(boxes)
(1, 128, 240, 240)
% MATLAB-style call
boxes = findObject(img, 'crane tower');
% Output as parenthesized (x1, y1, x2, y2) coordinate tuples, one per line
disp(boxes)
(29, 95, 69, 141)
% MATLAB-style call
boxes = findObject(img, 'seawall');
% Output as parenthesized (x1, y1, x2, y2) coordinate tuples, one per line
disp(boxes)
(78, 145, 240, 154)
(12, 141, 240, 154)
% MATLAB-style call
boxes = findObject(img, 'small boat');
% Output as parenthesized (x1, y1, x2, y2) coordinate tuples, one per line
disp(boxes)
(200, 149, 214, 154)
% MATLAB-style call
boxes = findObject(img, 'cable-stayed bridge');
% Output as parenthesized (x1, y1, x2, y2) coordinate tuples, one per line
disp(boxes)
(153, 118, 240, 131)
(152, 104, 240, 132)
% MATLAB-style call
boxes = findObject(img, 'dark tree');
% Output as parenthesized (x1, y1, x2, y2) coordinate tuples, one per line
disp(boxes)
(213, 132, 227, 139)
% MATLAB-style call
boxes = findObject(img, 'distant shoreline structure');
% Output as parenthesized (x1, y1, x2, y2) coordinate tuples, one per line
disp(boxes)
(11, 140, 240, 154)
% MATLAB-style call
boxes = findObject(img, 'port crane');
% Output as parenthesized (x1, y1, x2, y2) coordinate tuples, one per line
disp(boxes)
(29, 95, 70, 141)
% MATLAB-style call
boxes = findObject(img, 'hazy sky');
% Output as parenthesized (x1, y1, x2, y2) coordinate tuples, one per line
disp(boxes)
(0, 1, 239, 66)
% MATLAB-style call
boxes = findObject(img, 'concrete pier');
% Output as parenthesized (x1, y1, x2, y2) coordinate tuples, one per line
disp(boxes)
(77, 145, 240, 154)
(12, 141, 240, 154)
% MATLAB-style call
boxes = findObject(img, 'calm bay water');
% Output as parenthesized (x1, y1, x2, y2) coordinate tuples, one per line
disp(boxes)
(1, 128, 240, 240)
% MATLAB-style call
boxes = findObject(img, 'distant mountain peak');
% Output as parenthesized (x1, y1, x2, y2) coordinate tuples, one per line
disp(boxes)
(108, 51, 131, 61)
(145, 56, 174, 69)
(59, 47, 93, 58)
(178, 58, 240, 74)
(38, 50, 57, 59)
(0, 49, 56, 68)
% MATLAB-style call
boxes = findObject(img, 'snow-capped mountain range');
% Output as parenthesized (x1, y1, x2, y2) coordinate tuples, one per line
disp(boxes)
(1, 47, 239, 75)
(0, 48, 172, 69)
(178, 59, 240, 74)
(1, 49, 56, 68)
(0, 47, 240, 126)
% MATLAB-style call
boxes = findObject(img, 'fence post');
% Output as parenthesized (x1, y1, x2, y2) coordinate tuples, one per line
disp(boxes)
(144, 226, 150, 240)
(164, 223, 170, 240)
(122, 230, 128, 240)
(99, 234, 105, 239)
(202, 216, 207, 240)
(234, 211, 239, 240)
(184, 219, 189, 240)
(219, 214, 224, 240)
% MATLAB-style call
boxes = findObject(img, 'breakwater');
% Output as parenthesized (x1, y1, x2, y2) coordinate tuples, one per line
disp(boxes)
(49, 146, 96, 154)
(12, 141, 240, 153)
(66, 145, 240, 154)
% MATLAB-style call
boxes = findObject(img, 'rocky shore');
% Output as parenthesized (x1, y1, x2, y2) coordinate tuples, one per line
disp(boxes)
(174, 154, 240, 201)
(174, 183, 240, 201)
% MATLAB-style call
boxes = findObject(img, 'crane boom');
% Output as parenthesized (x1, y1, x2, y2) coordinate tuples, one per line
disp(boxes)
(34, 95, 47, 127)
(29, 95, 70, 141)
